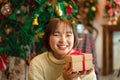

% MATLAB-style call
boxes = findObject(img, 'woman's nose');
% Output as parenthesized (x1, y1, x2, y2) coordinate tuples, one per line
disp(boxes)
(59, 36, 67, 43)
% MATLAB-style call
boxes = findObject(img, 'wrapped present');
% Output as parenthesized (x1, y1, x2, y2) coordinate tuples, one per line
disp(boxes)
(65, 50, 93, 72)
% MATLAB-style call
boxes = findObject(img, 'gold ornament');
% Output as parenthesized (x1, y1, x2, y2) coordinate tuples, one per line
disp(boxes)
(56, 5, 63, 16)
(32, 18, 39, 25)
(72, 19, 76, 24)
(108, 20, 112, 25)
(32, 14, 39, 25)
(91, 6, 96, 12)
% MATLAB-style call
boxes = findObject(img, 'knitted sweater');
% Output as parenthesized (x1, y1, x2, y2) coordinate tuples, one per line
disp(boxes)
(28, 52, 97, 80)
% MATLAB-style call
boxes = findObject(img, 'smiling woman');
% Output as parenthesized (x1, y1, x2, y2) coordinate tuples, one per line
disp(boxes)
(44, 18, 76, 59)
(28, 18, 97, 80)
(42, 18, 78, 52)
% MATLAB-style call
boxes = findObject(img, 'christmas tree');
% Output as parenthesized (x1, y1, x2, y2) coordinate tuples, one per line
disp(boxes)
(0, 0, 99, 60)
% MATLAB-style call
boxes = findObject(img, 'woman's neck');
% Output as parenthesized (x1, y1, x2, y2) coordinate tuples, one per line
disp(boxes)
(52, 52, 65, 60)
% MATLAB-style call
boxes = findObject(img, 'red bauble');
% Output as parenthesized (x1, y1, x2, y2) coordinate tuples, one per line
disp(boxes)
(66, 5, 72, 15)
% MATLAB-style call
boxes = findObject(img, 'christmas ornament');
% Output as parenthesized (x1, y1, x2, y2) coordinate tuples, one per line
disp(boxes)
(55, 3, 63, 16)
(4, 28, 13, 35)
(66, 5, 72, 15)
(4, 25, 13, 35)
(91, 6, 96, 11)
(1, 3, 12, 16)
(72, 19, 76, 26)
(32, 14, 39, 25)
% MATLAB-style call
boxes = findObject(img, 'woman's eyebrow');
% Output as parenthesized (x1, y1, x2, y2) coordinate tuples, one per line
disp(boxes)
(54, 31, 60, 33)
(53, 30, 73, 34)
(66, 31, 73, 33)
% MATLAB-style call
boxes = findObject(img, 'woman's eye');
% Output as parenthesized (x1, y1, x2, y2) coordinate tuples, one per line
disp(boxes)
(66, 34, 72, 37)
(53, 33, 59, 36)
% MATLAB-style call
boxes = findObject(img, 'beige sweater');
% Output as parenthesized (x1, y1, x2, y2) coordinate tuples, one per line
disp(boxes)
(28, 52, 97, 80)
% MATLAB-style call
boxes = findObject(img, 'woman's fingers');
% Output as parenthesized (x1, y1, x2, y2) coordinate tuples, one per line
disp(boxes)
(63, 62, 79, 80)
(86, 68, 93, 74)
(78, 68, 93, 75)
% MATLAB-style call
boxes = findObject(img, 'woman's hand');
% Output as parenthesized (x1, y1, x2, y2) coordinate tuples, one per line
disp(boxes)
(78, 68, 93, 76)
(62, 63, 94, 80)
(62, 62, 78, 80)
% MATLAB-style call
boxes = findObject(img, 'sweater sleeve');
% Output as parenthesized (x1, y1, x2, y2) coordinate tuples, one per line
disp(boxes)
(28, 58, 44, 80)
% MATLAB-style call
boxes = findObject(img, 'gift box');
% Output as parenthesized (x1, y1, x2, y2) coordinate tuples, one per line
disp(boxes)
(65, 51, 93, 72)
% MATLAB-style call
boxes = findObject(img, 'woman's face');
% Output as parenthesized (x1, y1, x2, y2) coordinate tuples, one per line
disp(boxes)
(49, 22, 74, 59)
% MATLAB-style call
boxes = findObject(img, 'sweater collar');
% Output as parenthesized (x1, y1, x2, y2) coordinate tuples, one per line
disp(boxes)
(47, 52, 65, 65)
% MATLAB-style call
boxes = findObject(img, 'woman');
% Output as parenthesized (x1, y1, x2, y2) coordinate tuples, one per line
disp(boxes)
(28, 18, 97, 80)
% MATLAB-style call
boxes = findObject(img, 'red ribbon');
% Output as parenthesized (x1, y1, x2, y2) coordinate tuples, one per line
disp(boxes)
(80, 53, 85, 71)
(69, 50, 86, 71)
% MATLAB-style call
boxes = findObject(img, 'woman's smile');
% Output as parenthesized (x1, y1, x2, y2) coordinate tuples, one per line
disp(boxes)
(57, 44, 68, 50)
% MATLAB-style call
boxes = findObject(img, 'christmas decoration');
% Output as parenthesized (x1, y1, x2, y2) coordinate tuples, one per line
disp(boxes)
(32, 14, 39, 25)
(1, 3, 13, 16)
(75, 0, 99, 38)
(0, 0, 99, 60)
(105, 0, 120, 25)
